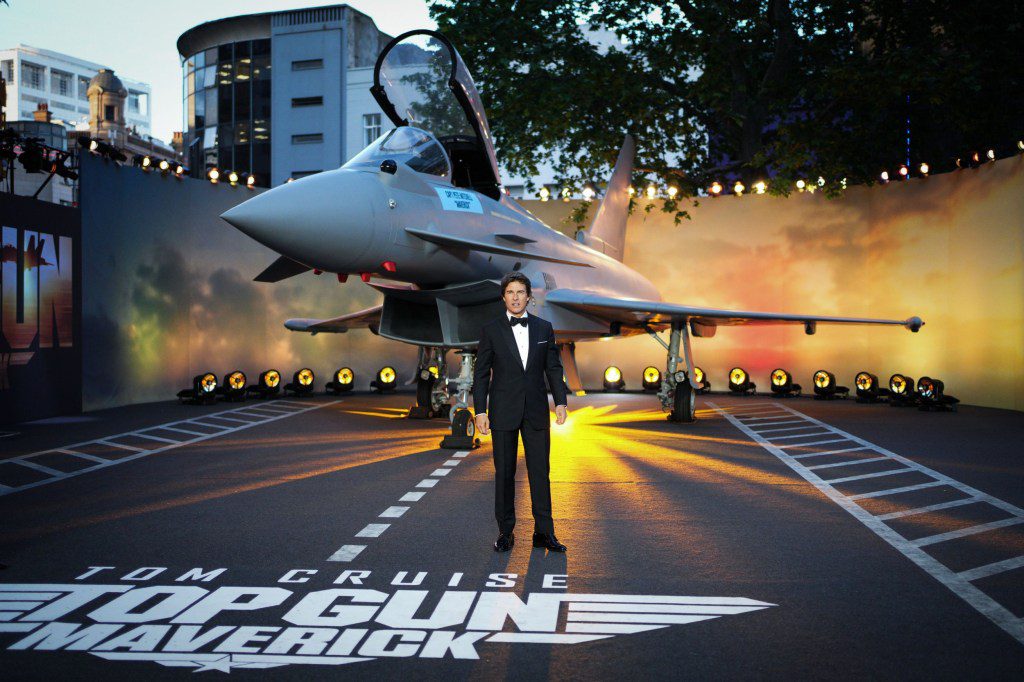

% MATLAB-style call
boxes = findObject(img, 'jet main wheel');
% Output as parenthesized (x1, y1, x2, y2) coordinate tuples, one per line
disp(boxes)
(416, 375, 434, 408)
(452, 408, 475, 437)
(669, 382, 696, 423)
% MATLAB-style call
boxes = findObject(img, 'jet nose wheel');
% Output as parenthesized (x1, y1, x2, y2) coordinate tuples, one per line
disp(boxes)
(668, 382, 696, 423)
(440, 407, 480, 450)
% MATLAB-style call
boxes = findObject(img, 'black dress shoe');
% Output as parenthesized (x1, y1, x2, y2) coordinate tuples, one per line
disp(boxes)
(494, 532, 514, 552)
(532, 532, 567, 552)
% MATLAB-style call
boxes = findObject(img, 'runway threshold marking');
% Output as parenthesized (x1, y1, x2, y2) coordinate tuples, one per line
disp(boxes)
(709, 401, 1024, 647)
(327, 449, 471, 562)
(0, 399, 340, 497)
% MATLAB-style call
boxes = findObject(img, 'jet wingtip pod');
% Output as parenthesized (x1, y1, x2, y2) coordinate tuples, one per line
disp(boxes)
(904, 316, 925, 332)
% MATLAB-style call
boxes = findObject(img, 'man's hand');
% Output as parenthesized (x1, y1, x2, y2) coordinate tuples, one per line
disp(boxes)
(555, 405, 567, 426)
(475, 412, 490, 435)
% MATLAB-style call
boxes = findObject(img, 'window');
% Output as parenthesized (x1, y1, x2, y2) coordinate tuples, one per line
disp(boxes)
(128, 91, 148, 115)
(291, 133, 323, 144)
(51, 69, 71, 97)
(363, 113, 381, 147)
(1, 60, 12, 82)
(291, 96, 323, 107)
(291, 59, 323, 71)
(78, 75, 90, 100)
(22, 62, 44, 89)
(291, 170, 323, 179)
(104, 104, 116, 122)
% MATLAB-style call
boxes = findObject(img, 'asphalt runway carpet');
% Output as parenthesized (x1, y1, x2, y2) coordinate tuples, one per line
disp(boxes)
(1, 391, 1022, 680)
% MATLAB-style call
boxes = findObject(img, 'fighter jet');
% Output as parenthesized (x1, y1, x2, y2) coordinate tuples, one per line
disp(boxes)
(221, 29, 923, 441)
(1, 235, 53, 270)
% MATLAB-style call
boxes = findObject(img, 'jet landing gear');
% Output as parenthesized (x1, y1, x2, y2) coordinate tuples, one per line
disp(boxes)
(440, 349, 481, 450)
(648, 319, 698, 423)
(408, 347, 450, 419)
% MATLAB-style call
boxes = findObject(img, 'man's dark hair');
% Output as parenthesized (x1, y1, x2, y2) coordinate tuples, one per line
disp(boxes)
(500, 271, 532, 298)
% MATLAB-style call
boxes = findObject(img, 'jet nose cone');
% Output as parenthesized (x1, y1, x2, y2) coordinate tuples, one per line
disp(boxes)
(220, 170, 381, 269)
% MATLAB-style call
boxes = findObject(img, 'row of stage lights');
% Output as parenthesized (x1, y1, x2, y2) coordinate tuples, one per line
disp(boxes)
(603, 366, 959, 411)
(538, 140, 1024, 201)
(176, 366, 402, 404)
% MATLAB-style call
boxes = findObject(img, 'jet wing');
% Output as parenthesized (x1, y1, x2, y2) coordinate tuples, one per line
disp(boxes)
(284, 305, 383, 334)
(405, 227, 593, 267)
(545, 289, 924, 334)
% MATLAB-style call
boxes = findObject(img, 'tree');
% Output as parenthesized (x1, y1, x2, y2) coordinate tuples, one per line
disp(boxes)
(427, 0, 1024, 221)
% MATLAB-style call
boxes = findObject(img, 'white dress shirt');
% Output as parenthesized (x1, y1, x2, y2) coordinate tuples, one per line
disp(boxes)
(506, 309, 529, 370)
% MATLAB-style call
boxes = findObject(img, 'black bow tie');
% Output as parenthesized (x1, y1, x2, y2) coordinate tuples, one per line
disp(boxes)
(508, 316, 528, 327)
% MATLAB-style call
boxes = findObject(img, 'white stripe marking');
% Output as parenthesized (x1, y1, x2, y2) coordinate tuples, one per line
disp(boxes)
(134, 432, 180, 444)
(755, 424, 821, 434)
(911, 517, 1024, 547)
(806, 456, 890, 471)
(824, 468, 913, 485)
(792, 446, 872, 460)
(848, 481, 946, 500)
(0, 401, 340, 497)
(768, 431, 832, 441)
(355, 524, 390, 538)
(876, 497, 980, 521)
(430, 468, 450, 477)
(710, 400, 1024, 646)
(778, 438, 852, 449)
(957, 555, 1024, 582)
(416, 479, 438, 488)
(379, 506, 409, 518)
(327, 545, 366, 562)
(11, 460, 64, 476)
(443, 459, 460, 466)
(453, 451, 470, 458)
(400, 492, 426, 502)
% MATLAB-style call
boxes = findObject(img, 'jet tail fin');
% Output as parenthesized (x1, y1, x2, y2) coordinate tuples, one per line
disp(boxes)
(580, 134, 634, 262)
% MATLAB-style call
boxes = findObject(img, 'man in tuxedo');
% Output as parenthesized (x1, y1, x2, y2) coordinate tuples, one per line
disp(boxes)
(473, 272, 569, 553)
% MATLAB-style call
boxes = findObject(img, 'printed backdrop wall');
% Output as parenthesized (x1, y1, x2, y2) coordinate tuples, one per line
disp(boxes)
(80, 153, 1023, 413)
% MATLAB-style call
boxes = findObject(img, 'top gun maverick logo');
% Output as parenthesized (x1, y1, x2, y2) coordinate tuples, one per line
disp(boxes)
(1, 566, 775, 672)
(1, 225, 74, 390)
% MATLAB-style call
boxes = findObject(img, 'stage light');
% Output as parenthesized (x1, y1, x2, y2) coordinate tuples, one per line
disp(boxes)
(887, 373, 916, 406)
(769, 368, 801, 397)
(1018, 140, 1024, 151)
(880, 171, 889, 183)
(642, 366, 660, 391)
(158, 159, 170, 172)
(371, 365, 397, 392)
(919, 162, 929, 176)
(177, 372, 218, 404)
(539, 186, 550, 200)
(728, 367, 755, 395)
(733, 181, 745, 195)
(142, 155, 153, 170)
(710, 181, 723, 196)
(646, 184, 656, 199)
(854, 371, 886, 403)
(582, 184, 596, 200)
(561, 187, 571, 201)
(916, 376, 959, 411)
(327, 367, 355, 394)
(52, 157, 78, 181)
(17, 141, 44, 173)
(220, 370, 247, 402)
(627, 185, 636, 196)
(812, 369, 849, 399)
(693, 366, 710, 393)
(667, 185, 678, 198)
(986, 149, 995, 161)
(898, 165, 908, 178)
(817, 176, 825, 187)
(603, 365, 625, 392)
(285, 368, 315, 396)
(753, 180, 767, 194)
(228, 171, 239, 184)
(796, 179, 806, 191)
(248, 369, 282, 398)
(208, 168, 220, 183)
(286, 177, 295, 183)
(247, 175, 256, 188)
(175, 164, 185, 177)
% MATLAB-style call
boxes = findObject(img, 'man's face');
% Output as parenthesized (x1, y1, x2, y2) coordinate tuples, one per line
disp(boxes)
(503, 281, 529, 316)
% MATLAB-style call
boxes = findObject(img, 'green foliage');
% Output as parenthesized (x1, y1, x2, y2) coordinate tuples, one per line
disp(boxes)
(428, 0, 1024, 221)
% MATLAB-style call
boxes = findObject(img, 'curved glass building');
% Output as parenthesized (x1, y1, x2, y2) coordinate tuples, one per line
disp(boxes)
(177, 5, 392, 187)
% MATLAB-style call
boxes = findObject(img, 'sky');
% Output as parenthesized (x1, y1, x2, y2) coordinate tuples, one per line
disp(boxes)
(0, 0, 437, 144)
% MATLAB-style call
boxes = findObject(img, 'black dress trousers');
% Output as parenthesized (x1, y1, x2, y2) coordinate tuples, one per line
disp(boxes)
(491, 417, 553, 535)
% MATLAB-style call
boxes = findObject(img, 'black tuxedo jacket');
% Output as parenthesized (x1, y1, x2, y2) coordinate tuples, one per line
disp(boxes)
(473, 313, 568, 430)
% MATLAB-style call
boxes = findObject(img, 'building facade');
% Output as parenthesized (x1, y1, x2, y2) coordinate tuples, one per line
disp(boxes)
(0, 45, 152, 136)
(177, 4, 392, 187)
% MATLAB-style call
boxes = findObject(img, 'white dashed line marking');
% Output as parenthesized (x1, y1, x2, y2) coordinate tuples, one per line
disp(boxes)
(327, 545, 366, 562)
(400, 492, 426, 502)
(356, 524, 391, 538)
(416, 478, 439, 488)
(379, 506, 410, 518)
(430, 468, 450, 476)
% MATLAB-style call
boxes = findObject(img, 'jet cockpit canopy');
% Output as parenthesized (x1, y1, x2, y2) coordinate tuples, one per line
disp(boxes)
(344, 126, 451, 177)
(371, 30, 501, 199)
